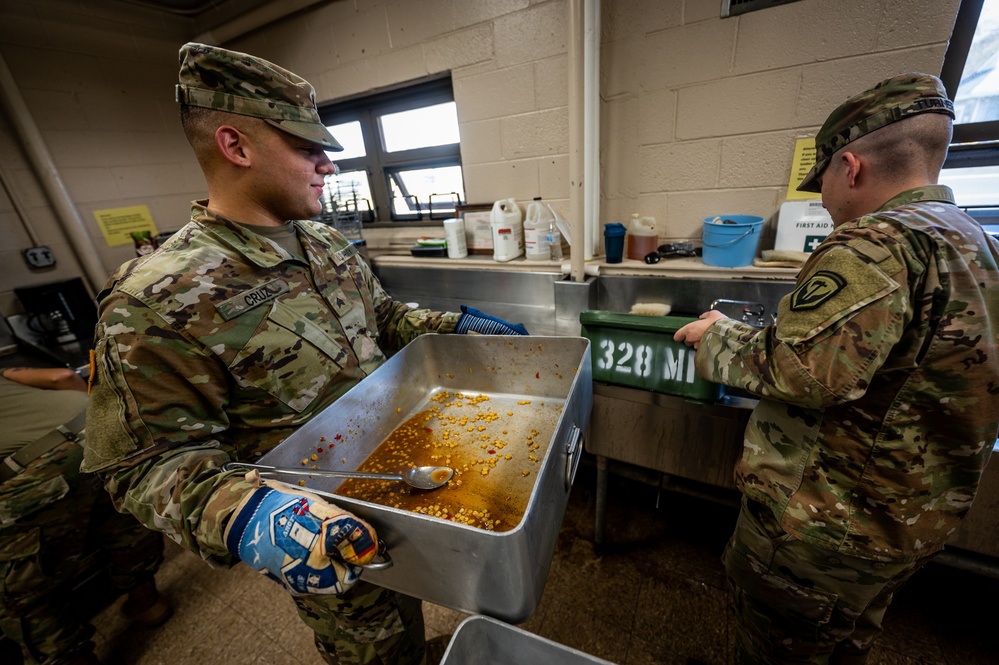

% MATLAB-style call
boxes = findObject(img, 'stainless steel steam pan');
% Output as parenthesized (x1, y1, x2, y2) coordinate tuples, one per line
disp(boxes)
(259, 335, 592, 623)
(441, 616, 616, 665)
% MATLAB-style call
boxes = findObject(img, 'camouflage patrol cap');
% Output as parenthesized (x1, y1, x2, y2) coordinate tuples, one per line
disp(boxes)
(175, 42, 342, 151)
(797, 73, 953, 193)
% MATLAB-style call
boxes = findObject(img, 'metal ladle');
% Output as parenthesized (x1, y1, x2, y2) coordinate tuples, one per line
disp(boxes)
(223, 461, 454, 490)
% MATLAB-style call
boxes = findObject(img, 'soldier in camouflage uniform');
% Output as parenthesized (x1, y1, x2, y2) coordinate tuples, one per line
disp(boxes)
(1, 367, 167, 665)
(675, 73, 999, 663)
(82, 43, 527, 665)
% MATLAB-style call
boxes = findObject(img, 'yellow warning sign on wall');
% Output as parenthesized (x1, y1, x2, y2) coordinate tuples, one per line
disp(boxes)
(786, 138, 821, 200)
(93, 205, 158, 246)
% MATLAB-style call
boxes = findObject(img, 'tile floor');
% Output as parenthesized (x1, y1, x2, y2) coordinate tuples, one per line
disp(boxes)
(18, 461, 999, 664)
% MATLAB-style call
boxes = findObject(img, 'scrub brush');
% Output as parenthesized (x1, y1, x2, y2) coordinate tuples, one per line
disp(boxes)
(630, 303, 672, 316)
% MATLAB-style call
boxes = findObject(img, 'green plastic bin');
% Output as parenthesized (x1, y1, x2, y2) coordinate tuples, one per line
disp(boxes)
(579, 310, 725, 403)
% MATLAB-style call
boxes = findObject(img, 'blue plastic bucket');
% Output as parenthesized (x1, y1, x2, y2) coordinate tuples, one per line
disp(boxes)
(701, 215, 764, 267)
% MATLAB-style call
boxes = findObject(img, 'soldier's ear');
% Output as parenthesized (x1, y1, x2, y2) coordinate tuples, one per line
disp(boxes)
(841, 151, 863, 188)
(215, 125, 251, 168)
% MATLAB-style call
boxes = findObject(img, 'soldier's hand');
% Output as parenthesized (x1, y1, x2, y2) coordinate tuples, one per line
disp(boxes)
(224, 481, 378, 596)
(674, 310, 727, 350)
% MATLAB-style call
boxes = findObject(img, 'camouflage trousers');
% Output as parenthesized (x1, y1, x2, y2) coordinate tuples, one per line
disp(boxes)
(0, 441, 164, 664)
(294, 581, 426, 665)
(723, 498, 929, 665)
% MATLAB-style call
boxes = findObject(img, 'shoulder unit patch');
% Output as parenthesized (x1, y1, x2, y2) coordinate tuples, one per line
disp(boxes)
(790, 270, 846, 311)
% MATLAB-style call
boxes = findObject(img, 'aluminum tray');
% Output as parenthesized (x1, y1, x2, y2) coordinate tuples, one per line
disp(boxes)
(259, 335, 592, 622)
(441, 616, 615, 665)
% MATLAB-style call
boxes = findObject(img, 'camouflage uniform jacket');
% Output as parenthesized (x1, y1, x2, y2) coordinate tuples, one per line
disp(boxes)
(696, 185, 999, 562)
(83, 203, 459, 563)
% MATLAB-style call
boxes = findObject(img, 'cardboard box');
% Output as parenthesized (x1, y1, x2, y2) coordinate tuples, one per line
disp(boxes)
(458, 208, 493, 253)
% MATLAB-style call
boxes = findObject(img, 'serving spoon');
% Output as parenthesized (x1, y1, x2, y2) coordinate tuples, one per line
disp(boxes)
(223, 461, 454, 490)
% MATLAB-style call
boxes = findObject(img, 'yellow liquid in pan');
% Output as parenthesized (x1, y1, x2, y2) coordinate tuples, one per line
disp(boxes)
(335, 391, 562, 532)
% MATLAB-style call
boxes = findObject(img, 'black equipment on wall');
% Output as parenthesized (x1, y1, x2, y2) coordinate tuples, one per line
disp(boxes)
(14, 278, 98, 346)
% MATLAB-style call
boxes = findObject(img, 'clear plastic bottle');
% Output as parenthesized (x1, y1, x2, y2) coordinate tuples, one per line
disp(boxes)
(546, 205, 563, 261)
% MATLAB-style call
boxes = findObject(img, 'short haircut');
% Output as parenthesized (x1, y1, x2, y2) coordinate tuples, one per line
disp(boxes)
(848, 112, 953, 182)
(180, 105, 226, 153)
(179, 105, 266, 171)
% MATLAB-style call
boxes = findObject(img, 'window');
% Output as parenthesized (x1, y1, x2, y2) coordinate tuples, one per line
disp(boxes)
(317, 76, 465, 225)
(940, 0, 999, 216)
(942, 0, 999, 145)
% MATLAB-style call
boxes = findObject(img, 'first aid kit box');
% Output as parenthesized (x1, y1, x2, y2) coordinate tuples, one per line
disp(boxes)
(774, 200, 833, 253)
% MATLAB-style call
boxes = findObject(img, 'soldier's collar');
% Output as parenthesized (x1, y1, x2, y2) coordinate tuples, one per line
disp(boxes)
(191, 202, 297, 268)
(876, 185, 956, 213)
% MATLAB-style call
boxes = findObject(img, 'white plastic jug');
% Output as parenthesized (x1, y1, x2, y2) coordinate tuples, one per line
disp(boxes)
(627, 214, 658, 260)
(524, 197, 556, 260)
(489, 199, 524, 262)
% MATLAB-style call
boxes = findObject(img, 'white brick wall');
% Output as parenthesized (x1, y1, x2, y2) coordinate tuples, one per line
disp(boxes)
(602, 0, 960, 239)
(0, 0, 964, 307)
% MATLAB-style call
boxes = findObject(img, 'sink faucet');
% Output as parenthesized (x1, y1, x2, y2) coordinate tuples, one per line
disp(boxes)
(710, 299, 769, 328)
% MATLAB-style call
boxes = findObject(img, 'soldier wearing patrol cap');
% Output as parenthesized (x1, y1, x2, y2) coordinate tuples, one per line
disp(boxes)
(675, 73, 999, 663)
(84, 43, 528, 665)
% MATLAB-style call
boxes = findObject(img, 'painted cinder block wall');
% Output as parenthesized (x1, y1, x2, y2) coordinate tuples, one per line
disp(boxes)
(0, 0, 961, 312)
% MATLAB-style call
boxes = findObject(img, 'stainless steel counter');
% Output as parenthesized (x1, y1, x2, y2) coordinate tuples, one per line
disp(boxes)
(372, 263, 569, 336)
(371, 260, 796, 336)
(587, 383, 753, 544)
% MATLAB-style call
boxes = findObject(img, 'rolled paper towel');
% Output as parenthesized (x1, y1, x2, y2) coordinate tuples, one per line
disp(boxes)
(753, 249, 810, 268)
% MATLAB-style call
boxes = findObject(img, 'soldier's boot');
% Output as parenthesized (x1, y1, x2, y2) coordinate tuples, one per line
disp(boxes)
(120, 577, 173, 628)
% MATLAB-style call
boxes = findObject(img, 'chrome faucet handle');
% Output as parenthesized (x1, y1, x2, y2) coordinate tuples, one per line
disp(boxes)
(709, 298, 740, 310)
(708, 299, 768, 327)
(709, 299, 765, 315)
(743, 303, 765, 324)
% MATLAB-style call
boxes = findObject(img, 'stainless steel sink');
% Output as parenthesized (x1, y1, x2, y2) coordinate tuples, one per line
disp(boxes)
(596, 274, 793, 323)
(372, 265, 795, 337)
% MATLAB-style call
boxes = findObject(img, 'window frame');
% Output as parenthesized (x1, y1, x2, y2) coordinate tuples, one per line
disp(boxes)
(318, 75, 464, 225)
(941, 0, 999, 153)
(939, 0, 999, 220)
